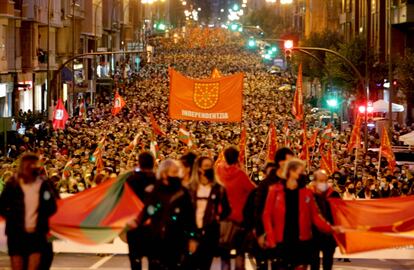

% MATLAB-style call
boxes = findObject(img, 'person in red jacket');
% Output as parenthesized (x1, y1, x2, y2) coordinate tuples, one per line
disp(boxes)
(262, 158, 335, 270)
(216, 146, 256, 270)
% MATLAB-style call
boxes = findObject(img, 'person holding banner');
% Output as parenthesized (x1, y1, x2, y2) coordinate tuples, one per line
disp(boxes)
(310, 170, 341, 270)
(263, 158, 337, 270)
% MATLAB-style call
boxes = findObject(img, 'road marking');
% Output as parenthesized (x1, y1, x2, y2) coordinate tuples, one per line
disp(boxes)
(89, 255, 113, 269)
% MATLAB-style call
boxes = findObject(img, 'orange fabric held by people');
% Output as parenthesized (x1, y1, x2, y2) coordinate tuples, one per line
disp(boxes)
(329, 196, 414, 254)
(169, 68, 243, 122)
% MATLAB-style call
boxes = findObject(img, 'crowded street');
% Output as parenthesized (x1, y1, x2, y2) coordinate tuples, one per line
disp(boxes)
(1, 1, 414, 270)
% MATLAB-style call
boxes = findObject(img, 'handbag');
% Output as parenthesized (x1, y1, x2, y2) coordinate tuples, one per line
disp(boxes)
(219, 220, 243, 250)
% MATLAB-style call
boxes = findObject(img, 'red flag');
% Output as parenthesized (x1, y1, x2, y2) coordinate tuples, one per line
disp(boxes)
(238, 127, 247, 166)
(111, 91, 126, 116)
(292, 64, 304, 121)
(266, 123, 278, 161)
(52, 99, 69, 130)
(348, 115, 363, 152)
(309, 128, 319, 148)
(329, 196, 414, 254)
(299, 123, 309, 164)
(148, 112, 166, 136)
(380, 127, 396, 172)
(320, 144, 337, 175)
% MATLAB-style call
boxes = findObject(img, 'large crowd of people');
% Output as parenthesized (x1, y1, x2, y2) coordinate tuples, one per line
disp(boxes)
(0, 30, 414, 270)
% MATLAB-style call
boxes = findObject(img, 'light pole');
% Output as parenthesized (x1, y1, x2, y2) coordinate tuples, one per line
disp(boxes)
(388, 0, 393, 132)
(46, 0, 50, 112)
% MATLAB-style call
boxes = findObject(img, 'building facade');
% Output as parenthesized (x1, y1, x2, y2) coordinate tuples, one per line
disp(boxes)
(0, 0, 145, 117)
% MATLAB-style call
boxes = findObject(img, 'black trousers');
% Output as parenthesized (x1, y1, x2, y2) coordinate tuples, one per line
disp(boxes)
(310, 243, 336, 270)
(268, 241, 312, 270)
(183, 227, 218, 270)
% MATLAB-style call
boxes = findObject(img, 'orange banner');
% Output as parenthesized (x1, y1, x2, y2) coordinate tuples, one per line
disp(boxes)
(330, 196, 414, 254)
(169, 68, 243, 122)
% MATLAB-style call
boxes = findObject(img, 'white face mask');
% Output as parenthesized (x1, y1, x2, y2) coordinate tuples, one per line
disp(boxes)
(317, 183, 328, 193)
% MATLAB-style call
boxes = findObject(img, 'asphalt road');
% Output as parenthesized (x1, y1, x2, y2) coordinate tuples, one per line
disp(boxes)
(0, 253, 414, 270)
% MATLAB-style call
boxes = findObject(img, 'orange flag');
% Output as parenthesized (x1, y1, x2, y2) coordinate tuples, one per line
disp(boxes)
(266, 123, 278, 161)
(148, 112, 166, 136)
(292, 64, 304, 121)
(380, 127, 396, 172)
(309, 128, 319, 148)
(320, 144, 337, 175)
(329, 196, 414, 254)
(238, 127, 247, 166)
(169, 68, 243, 122)
(211, 68, 222, 78)
(111, 91, 126, 116)
(348, 115, 362, 152)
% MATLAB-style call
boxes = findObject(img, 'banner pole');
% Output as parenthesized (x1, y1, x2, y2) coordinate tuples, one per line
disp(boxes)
(377, 147, 382, 176)
(354, 149, 358, 178)
(251, 129, 270, 179)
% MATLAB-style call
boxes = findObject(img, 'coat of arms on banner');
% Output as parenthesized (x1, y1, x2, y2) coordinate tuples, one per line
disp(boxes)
(193, 82, 220, 110)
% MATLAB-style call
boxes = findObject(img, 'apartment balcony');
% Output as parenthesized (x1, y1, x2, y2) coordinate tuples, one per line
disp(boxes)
(392, 3, 414, 25)
(0, 1, 14, 17)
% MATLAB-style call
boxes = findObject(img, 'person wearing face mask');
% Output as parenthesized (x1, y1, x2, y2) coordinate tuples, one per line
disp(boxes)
(343, 182, 357, 200)
(358, 179, 380, 199)
(0, 153, 57, 270)
(143, 159, 197, 270)
(254, 148, 293, 270)
(310, 170, 341, 270)
(263, 159, 337, 270)
(186, 156, 231, 270)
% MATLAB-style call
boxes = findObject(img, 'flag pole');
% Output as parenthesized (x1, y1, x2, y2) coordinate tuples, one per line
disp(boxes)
(354, 149, 358, 178)
(377, 146, 382, 176)
(251, 129, 270, 179)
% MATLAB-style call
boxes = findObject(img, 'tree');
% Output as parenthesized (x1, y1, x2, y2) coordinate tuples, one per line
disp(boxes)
(396, 50, 414, 123)
(242, 6, 298, 38)
(299, 30, 343, 83)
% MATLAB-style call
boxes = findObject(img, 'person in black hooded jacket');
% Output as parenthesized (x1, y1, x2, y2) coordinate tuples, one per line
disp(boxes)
(125, 152, 157, 270)
(142, 159, 197, 270)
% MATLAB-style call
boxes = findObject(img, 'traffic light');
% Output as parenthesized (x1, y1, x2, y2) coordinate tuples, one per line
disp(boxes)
(284, 40, 293, 61)
(327, 98, 338, 109)
(358, 104, 374, 114)
(232, 3, 240, 11)
(154, 22, 166, 31)
(247, 38, 256, 48)
(271, 46, 278, 53)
